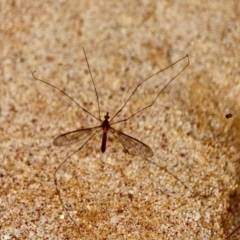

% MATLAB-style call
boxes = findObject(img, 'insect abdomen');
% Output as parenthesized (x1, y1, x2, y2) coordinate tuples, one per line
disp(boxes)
(101, 132, 107, 152)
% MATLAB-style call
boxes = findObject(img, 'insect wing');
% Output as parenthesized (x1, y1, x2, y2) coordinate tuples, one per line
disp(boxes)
(110, 128, 153, 158)
(53, 127, 100, 146)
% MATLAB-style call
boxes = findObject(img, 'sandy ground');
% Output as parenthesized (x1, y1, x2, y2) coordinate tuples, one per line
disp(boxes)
(1, 1, 240, 239)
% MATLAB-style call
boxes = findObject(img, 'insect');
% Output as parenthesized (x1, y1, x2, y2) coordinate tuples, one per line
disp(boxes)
(32, 49, 189, 158)
(32, 48, 189, 233)
(225, 113, 233, 119)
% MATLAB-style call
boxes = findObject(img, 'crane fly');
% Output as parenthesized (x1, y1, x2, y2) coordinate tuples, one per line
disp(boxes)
(52, 111, 153, 158)
(32, 50, 189, 158)
(32, 48, 189, 233)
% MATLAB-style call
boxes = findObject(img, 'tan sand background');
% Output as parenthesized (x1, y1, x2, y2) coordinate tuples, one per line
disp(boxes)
(1, 1, 240, 239)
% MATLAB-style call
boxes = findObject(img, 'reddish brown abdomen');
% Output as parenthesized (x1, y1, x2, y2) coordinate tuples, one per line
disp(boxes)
(101, 132, 107, 152)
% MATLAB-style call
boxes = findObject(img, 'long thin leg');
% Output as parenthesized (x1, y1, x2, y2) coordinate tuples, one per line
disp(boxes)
(226, 225, 240, 239)
(54, 131, 98, 235)
(82, 48, 101, 120)
(32, 71, 99, 121)
(110, 55, 189, 125)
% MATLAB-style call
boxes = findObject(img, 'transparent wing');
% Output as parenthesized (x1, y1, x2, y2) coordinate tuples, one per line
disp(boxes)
(53, 127, 101, 146)
(109, 128, 153, 158)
